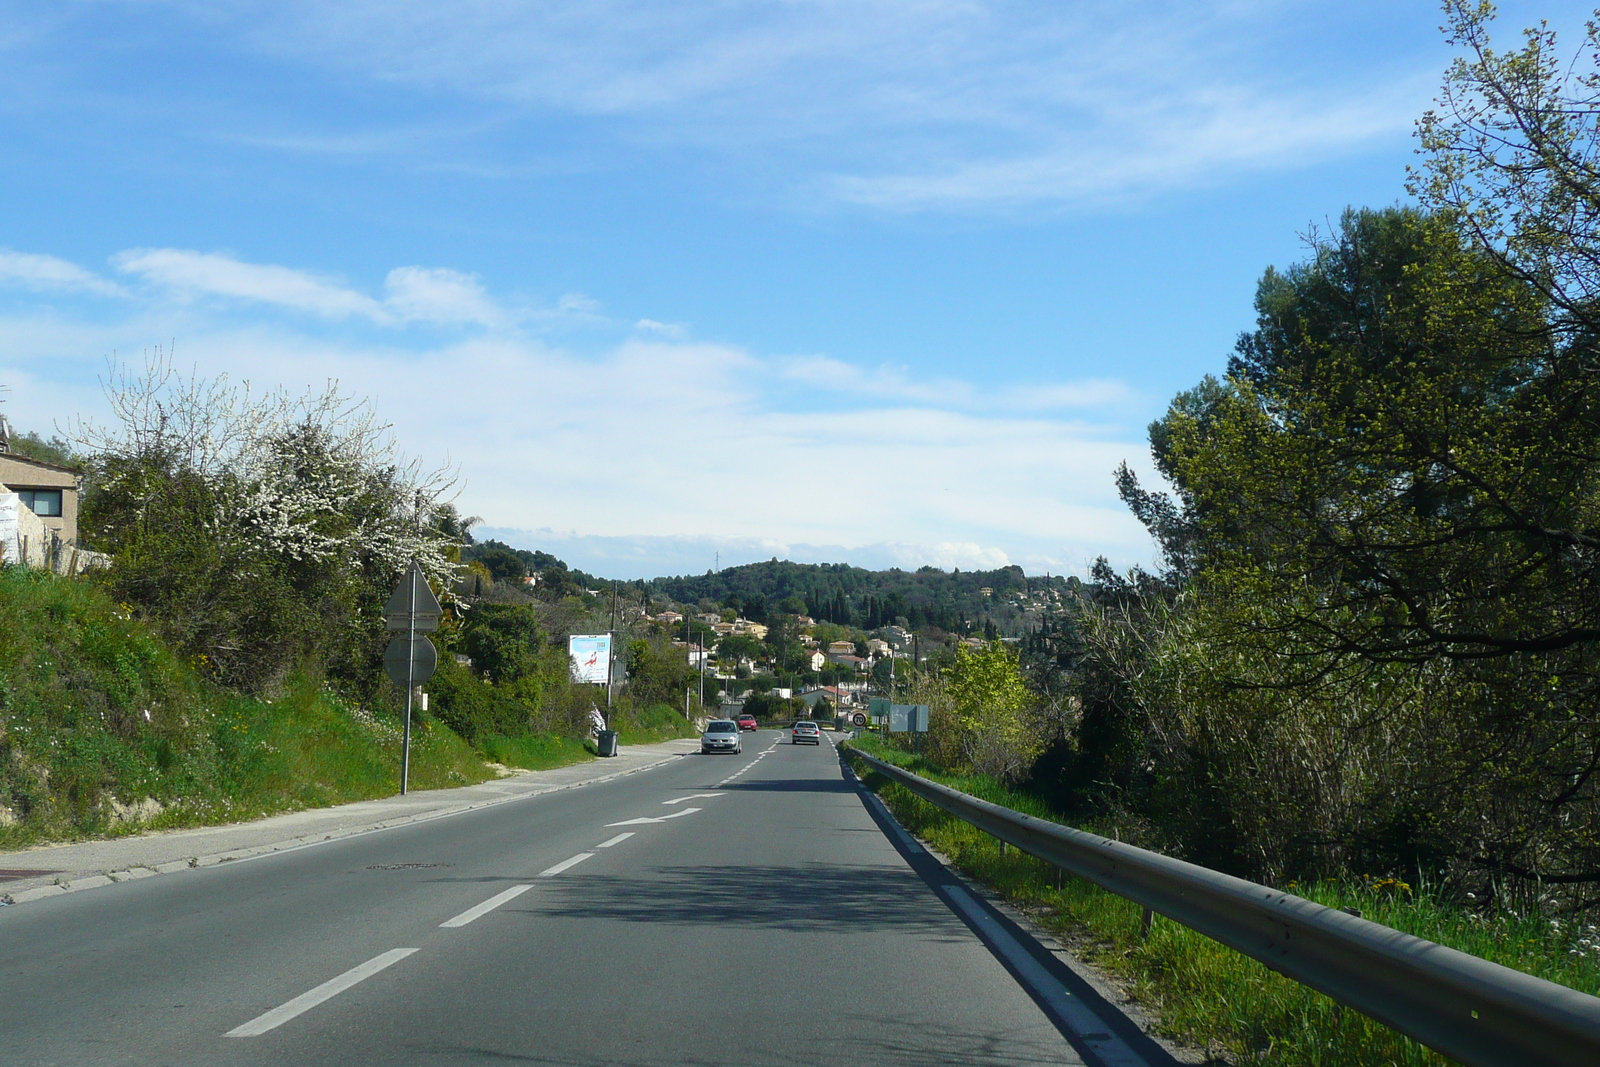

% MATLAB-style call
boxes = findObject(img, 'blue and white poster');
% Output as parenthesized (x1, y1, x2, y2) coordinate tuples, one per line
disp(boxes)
(568, 634, 612, 684)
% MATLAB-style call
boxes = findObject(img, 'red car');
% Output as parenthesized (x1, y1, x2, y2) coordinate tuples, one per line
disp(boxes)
(736, 714, 758, 732)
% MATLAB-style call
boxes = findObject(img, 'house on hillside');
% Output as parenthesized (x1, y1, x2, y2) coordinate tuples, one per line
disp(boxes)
(800, 648, 826, 672)
(0, 429, 86, 569)
(0, 451, 80, 545)
(827, 640, 855, 656)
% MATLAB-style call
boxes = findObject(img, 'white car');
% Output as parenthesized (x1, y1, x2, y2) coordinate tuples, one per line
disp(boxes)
(791, 720, 822, 745)
(701, 719, 743, 754)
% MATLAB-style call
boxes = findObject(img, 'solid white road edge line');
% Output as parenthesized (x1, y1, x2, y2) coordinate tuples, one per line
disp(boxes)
(596, 832, 634, 848)
(539, 852, 595, 877)
(940, 885, 1150, 1067)
(225, 948, 419, 1037)
(439, 884, 534, 928)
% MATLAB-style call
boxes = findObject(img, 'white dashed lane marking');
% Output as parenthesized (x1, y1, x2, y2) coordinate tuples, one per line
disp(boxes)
(596, 832, 634, 848)
(539, 853, 595, 877)
(225, 948, 419, 1037)
(439, 884, 534, 928)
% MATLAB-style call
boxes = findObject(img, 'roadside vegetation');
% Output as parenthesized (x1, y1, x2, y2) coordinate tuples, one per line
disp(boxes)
(0, 565, 491, 849)
(844, 736, 1600, 1066)
(0, 361, 702, 846)
(828, 15, 1600, 1056)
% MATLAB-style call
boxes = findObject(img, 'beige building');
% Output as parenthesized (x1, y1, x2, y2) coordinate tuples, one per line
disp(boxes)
(0, 451, 81, 545)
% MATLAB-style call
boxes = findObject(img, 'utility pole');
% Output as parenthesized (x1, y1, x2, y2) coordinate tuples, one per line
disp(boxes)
(606, 581, 618, 720)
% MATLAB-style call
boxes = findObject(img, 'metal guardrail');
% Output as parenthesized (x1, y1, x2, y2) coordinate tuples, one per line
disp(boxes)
(849, 748, 1600, 1067)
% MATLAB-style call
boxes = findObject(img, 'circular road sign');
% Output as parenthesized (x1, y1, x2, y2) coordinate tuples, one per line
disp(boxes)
(852, 712, 867, 727)
(384, 635, 438, 686)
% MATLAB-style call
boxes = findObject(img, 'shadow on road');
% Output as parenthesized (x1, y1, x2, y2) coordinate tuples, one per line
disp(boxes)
(527, 863, 971, 937)
(717, 777, 855, 794)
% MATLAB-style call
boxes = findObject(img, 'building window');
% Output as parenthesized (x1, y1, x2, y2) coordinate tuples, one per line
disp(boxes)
(17, 489, 62, 517)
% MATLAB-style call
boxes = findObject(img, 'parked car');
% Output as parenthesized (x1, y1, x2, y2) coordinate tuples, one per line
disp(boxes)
(701, 719, 743, 754)
(736, 714, 758, 732)
(791, 721, 821, 745)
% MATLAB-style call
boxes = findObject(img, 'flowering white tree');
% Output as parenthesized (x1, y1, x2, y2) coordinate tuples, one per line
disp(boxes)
(74, 355, 464, 691)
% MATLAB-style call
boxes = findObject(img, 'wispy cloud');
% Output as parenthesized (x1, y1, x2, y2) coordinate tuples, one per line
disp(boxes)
(635, 318, 687, 339)
(113, 248, 387, 320)
(777, 354, 1132, 413)
(106, 0, 1430, 211)
(0, 249, 126, 298)
(99, 248, 602, 330)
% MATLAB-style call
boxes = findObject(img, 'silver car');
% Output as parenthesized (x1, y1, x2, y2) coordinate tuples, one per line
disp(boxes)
(701, 719, 743, 754)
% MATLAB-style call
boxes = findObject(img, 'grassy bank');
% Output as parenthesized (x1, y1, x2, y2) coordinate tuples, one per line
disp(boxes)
(0, 565, 493, 849)
(843, 735, 1600, 1066)
(479, 732, 596, 771)
(613, 702, 699, 746)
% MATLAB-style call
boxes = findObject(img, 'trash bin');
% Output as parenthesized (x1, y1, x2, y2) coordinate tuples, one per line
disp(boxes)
(596, 729, 619, 757)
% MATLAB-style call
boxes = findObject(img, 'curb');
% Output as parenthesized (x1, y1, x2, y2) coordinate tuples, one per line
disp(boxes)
(0, 748, 692, 908)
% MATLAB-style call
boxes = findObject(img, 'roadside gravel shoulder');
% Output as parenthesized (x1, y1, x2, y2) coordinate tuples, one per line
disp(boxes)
(0, 738, 700, 907)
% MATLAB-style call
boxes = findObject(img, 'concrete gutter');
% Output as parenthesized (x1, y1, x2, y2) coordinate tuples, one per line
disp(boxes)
(0, 738, 700, 907)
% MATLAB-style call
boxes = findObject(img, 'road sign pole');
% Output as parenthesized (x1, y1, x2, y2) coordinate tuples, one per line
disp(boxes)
(402, 567, 415, 795)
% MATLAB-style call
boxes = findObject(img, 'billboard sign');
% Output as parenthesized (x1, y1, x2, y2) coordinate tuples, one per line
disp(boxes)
(569, 634, 612, 684)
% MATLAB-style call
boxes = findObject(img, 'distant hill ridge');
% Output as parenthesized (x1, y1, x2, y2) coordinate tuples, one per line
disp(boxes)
(463, 541, 1071, 635)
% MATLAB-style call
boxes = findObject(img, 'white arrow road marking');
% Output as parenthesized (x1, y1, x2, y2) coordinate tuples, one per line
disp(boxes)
(663, 793, 725, 805)
(606, 807, 701, 827)
(440, 884, 533, 928)
(226, 948, 418, 1037)
(539, 853, 595, 877)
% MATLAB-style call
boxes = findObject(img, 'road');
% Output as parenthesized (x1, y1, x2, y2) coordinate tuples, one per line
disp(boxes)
(0, 730, 1167, 1066)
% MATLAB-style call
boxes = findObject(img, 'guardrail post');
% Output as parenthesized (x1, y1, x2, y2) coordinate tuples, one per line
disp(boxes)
(1140, 906, 1154, 940)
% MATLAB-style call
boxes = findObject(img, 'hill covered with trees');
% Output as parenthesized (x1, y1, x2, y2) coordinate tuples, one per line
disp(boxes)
(645, 558, 1072, 636)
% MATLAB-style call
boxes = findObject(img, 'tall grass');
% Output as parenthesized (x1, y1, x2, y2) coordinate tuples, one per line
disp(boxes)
(844, 736, 1600, 1066)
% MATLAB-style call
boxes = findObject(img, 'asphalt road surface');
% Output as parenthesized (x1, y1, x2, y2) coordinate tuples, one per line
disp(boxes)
(0, 730, 1167, 1067)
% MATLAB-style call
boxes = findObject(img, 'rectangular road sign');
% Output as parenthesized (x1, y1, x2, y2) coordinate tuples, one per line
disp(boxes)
(889, 703, 930, 733)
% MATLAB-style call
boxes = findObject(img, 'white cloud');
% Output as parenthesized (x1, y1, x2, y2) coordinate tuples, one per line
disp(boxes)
(0, 250, 125, 297)
(635, 318, 687, 339)
(103, 249, 610, 330)
(0, 241, 1162, 576)
(113, 248, 388, 320)
(778, 354, 1133, 412)
(383, 266, 502, 326)
(0, 312, 1154, 575)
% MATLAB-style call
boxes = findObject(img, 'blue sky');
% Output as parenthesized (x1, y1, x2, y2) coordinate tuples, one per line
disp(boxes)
(0, 1, 1588, 578)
